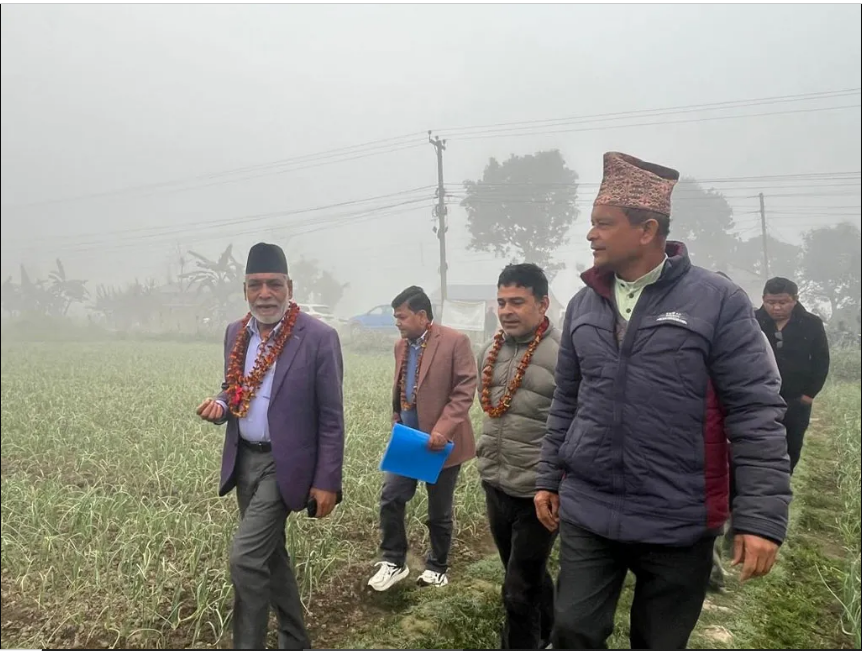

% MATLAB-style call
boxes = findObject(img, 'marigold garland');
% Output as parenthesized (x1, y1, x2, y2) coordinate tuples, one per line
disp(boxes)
(224, 303, 300, 418)
(399, 326, 432, 412)
(481, 317, 549, 418)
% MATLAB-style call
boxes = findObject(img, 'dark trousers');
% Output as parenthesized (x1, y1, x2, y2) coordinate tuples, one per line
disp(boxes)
(379, 464, 461, 573)
(784, 397, 812, 474)
(552, 521, 714, 649)
(483, 482, 556, 649)
(230, 448, 310, 649)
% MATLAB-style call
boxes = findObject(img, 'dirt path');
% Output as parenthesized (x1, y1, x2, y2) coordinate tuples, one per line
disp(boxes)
(305, 529, 499, 649)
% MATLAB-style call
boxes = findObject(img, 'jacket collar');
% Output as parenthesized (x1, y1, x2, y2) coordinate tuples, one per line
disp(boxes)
(581, 241, 691, 300)
(756, 301, 809, 328)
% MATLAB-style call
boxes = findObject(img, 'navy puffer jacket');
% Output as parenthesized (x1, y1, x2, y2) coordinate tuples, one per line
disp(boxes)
(537, 242, 792, 546)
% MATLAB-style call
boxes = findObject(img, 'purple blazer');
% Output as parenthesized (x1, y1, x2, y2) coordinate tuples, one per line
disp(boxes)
(215, 311, 345, 513)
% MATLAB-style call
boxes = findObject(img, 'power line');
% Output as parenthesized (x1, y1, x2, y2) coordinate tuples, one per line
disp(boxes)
(53, 199, 431, 255)
(117, 141, 427, 204)
(434, 88, 860, 135)
(3, 185, 436, 247)
(3, 88, 859, 212)
(0, 133, 427, 211)
(7, 171, 862, 250)
(442, 171, 861, 188)
(438, 103, 860, 143)
(6, 175, 856, 252)
(19, 193, 858, 266)
(14, 199, 432, 260)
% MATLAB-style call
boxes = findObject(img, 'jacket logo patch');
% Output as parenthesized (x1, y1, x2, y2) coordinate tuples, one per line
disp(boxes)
(656, 311, 688, 325)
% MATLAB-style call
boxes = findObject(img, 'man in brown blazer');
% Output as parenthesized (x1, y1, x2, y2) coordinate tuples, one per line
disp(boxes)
(367, 285, 478, 592)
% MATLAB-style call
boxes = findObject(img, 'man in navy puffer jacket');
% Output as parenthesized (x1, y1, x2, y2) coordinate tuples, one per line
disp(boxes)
(534, 152, 792, 649)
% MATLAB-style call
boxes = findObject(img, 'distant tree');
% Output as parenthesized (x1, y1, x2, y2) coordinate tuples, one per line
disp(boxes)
(290, 257, 348, 308)
(1, 264, 75, 318)
(736, 235, 802, 280)
(800, 222, 861, 318)
(670, 178, 740, 272)
(181, 244, 243, 292)
(461, 150, 579, 280)
(89, 285, 119, 326)
(180, 244, 244, 323)
(89, 279, 163, 330)
(48, 258, 88, 316)
(1, 275, 23, 317)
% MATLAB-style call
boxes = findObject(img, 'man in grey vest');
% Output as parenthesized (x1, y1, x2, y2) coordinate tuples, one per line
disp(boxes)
(477, 263, 561, 649)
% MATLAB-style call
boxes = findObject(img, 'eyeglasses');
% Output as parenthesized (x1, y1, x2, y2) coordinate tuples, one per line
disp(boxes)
(775, 330, 783, 350)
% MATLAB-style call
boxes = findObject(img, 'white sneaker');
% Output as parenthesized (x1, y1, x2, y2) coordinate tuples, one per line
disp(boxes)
(416, 569, 449, 587)
(367, 561, 409, 592)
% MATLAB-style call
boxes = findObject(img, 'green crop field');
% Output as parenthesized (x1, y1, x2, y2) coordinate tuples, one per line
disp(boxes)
(1, 341, 859, 649)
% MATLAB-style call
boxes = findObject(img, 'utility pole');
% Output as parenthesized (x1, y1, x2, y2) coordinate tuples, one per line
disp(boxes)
(429, 131, 448, 319)
(758, 192, 770, 280)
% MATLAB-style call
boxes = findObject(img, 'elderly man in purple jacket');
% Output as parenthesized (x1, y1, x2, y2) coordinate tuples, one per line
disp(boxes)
(196, 242, 345, 650)
(534, 153, 792, 649)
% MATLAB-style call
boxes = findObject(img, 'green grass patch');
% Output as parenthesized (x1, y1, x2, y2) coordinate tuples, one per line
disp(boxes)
(2, 341, 859, 649)
(821, 382, 861, 648)
(0, 341, 488, 649)
(689, 382, 860, 651)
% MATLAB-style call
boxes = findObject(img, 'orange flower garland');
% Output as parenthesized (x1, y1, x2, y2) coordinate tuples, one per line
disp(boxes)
(399, 327, 431, 412)
(481, 317, 549, 418)
(224, 303, 300, 418)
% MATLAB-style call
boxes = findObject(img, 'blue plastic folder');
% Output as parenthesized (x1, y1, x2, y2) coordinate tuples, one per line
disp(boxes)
(380, 423, 455, 484)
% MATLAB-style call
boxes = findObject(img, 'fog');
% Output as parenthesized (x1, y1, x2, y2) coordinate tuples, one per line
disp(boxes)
(1, 6, 861, 648)
(2, 3, 860, 325)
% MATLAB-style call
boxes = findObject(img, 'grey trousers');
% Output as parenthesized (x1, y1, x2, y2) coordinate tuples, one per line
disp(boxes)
(379, 464, 461, 573)
(230, 448, 310, 649)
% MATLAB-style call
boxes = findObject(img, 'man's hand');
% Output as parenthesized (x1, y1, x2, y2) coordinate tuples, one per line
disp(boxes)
(534, 490, 561, 532)
(308, 488, 338, 519)
(732, 533, 779, 582)
(196, 398, 225, 423)
(428, 430, 448, 451)
(800, 395, 814, 406)
(392, 412, 401, 426)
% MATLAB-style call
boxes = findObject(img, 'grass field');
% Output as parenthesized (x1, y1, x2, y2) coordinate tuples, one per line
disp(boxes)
(1, 340, 860, 649)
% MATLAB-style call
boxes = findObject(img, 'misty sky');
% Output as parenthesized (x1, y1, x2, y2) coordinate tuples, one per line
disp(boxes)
(1, 3, 860, 317)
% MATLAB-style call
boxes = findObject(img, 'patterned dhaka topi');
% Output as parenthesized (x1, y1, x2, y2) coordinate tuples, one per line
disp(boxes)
(594, 152, 680, 216)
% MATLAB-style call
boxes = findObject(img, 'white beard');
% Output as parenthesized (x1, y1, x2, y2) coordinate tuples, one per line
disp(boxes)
(249, 300, 288, 325)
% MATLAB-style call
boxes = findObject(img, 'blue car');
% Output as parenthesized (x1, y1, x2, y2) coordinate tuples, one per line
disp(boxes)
(347, 304, 398, 334)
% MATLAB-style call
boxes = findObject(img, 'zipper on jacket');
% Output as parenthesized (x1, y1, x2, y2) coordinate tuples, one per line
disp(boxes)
(610, 284, 655, 538)
(609, 280, 678, 539)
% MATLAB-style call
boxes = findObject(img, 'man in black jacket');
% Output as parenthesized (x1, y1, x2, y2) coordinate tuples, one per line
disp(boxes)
(756, 277, 831, 474)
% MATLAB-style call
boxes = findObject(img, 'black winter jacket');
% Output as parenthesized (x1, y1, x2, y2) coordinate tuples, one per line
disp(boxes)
(755, 303, 830, 401)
